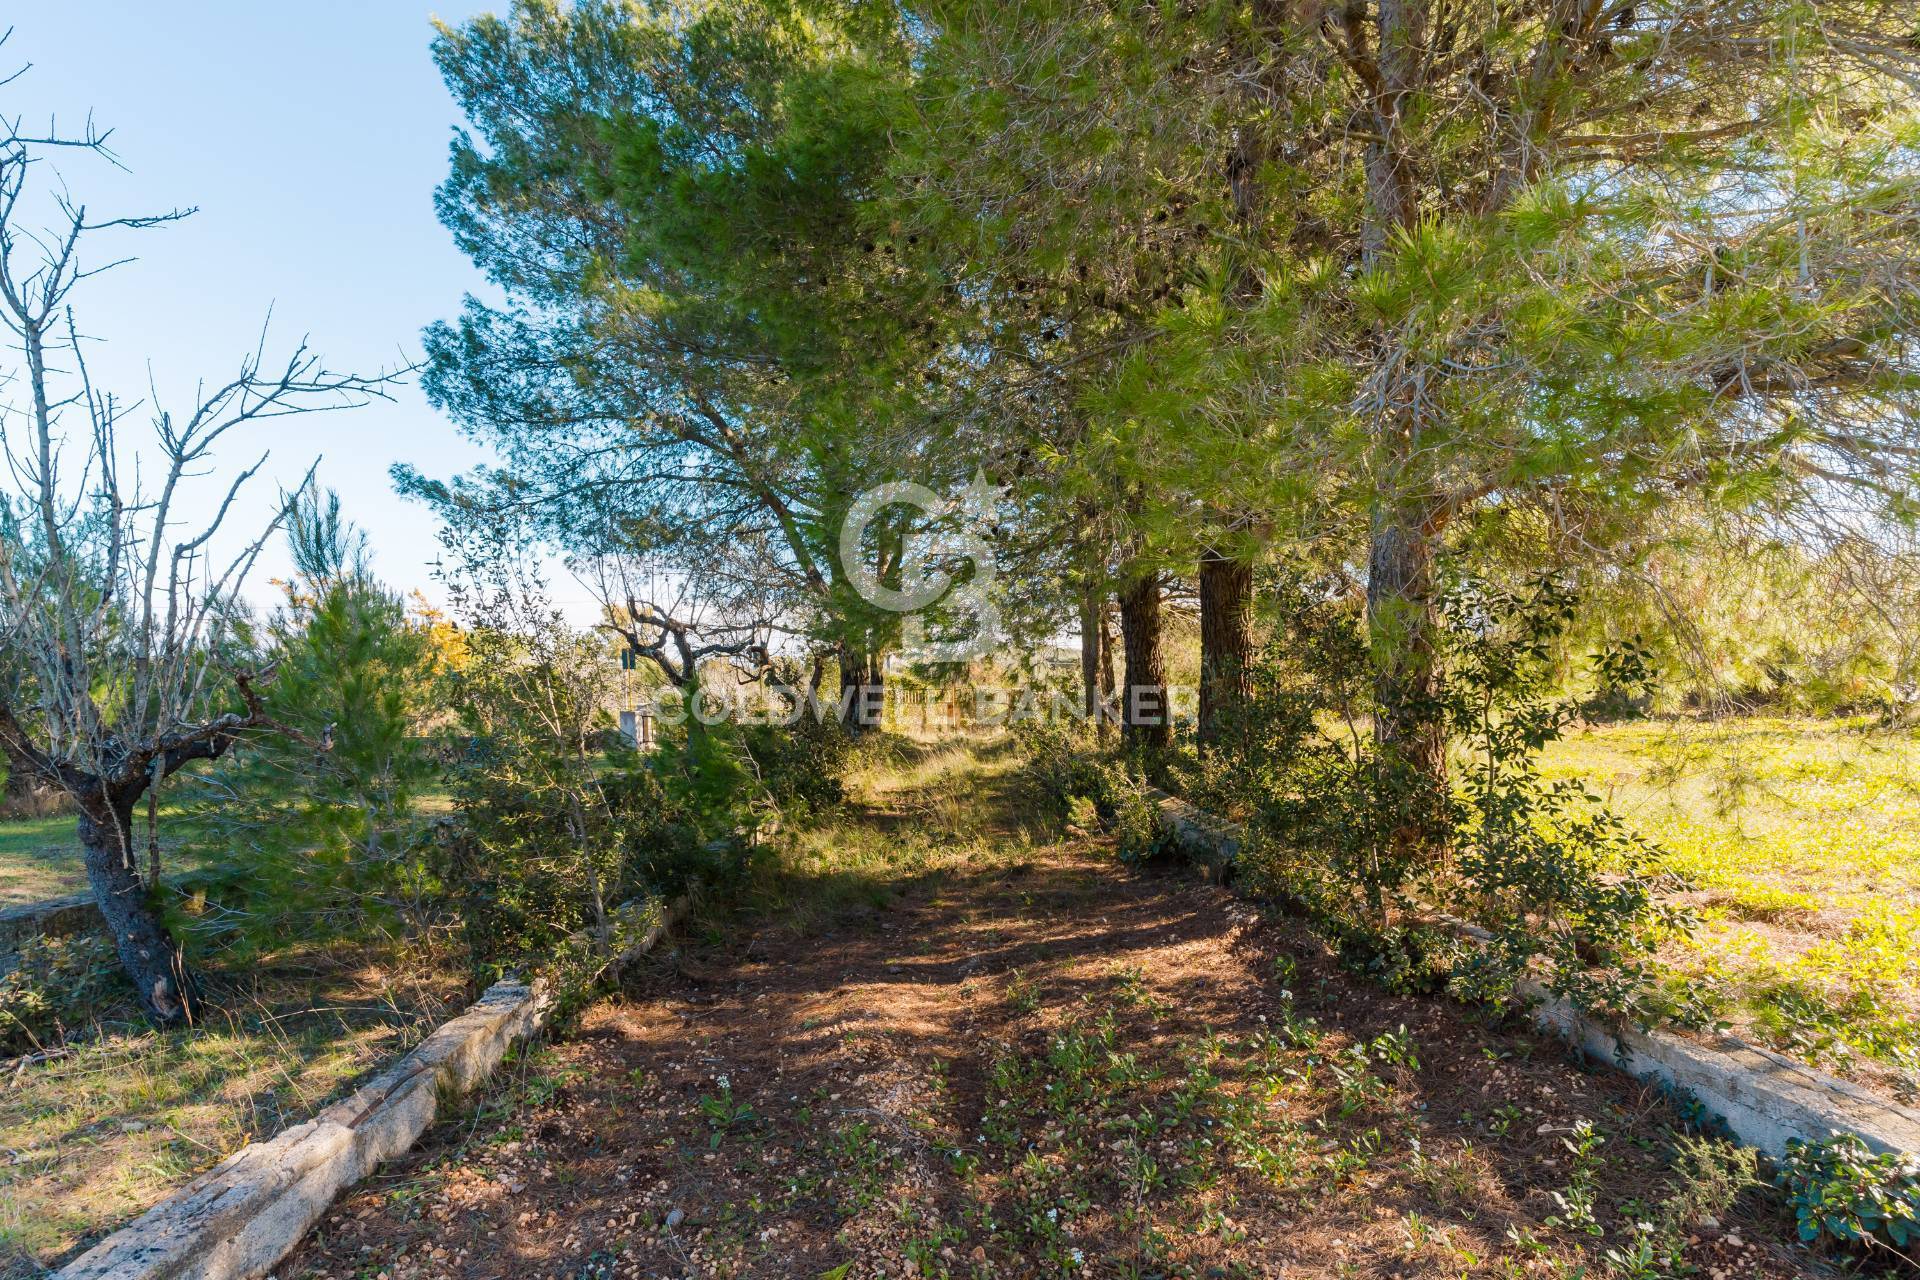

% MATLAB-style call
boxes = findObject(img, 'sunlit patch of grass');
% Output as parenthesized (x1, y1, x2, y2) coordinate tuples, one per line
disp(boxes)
(0, 800, 216, 907)
(0, 813, 87, 905)
(1545, 717, 1920, 1081)
(730, 733, 1041, 934)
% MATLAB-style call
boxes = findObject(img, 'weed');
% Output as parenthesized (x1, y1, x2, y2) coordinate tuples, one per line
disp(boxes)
(698, 1082, 755, 1148)
(1544, 1121, 1606, 1238)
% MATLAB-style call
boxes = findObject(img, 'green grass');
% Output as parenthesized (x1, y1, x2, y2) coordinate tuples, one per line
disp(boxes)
(727, 733, 1042, 934)
(0, 814, 87, 905)
(1543, 716, 1920, 1085)
(0, 788, 456, 909)
(0, 807, 213, 908)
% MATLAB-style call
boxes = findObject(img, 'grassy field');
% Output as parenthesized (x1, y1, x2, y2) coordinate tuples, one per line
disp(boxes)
(0, 807, 212, 907)
(0, 814, 87, 905)
(1542, 716, 1920, 1090)
(0, 787, 456, 909)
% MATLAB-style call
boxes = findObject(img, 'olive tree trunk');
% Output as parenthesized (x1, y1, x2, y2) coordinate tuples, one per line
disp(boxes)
(77, 786, 194, 1025)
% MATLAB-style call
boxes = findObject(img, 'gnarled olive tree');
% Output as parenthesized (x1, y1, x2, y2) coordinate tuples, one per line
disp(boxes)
(0, 119, 388, 1024)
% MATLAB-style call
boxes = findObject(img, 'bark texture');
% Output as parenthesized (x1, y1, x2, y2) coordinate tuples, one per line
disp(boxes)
(1365, 514, 1448, 803)
(1117, 573, 1169, 752)
(1098, 604, 1118, 739)
(78, 788, 193, 1025)
(1198, 551, 1255, 750)
(1078, 584, 1117, 733)
(837, 646, 886, 733)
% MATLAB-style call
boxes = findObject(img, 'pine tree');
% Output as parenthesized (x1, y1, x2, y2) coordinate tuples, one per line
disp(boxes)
(179, 493, 443, 955)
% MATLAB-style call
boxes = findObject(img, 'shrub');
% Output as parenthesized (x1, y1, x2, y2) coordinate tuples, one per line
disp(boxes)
(1233, 571, 1694, 1021)
(743, 714, 852, 821)
(1776, 1133, 1920, 1253)
(1015, 720, 1165, 863)
(436, 740, 721, 976)
(173, 494, 447, 957)
(1440, 582, 1695, 1021)
(1104, 770, 1166, 865)
(1018, 719, 1116, 824)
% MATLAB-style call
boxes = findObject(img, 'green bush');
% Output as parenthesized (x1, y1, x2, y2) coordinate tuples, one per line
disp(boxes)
(1018, 719, 1116, 823)
(435, 741, 720, 976)
(1015, 720, 1164, 863)
(743, 714, 851, 821)
(1231, 572, 1695, 1021)
(174, 494, 447, 957)
(1776, 1133, 1920, 1252)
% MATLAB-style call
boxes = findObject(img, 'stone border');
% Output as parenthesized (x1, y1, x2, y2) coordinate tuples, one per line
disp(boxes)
(1148, 788, 1920, 1160)
(3, 875, 197, 954)
(0, 891, 97, 953)
(55, 896, 680, 1280)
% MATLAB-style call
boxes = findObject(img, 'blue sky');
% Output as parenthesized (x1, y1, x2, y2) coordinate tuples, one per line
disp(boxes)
(3, 3, 551, 607)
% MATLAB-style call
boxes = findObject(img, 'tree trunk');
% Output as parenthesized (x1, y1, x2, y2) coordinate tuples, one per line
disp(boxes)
(1117, 572, 1169, 752)
(77, 788, 194, 1026)
(867, 652, 887, 732)
(1365, 512, 1449, 844)
(1098, 603, 1118, 738)
(837, 645, 885, 733)
(1078, 583, 1115, 734)
(1198, 550, 1255, 750)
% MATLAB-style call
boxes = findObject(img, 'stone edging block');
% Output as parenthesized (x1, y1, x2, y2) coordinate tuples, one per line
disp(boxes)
(0, 892, 98, 952)
(55, 979, 550, 1280)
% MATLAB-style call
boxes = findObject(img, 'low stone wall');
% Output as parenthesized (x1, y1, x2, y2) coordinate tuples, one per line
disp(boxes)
(57, 980, 550, 1280)
(54, 893, 680, 1280)
(1153, 794, 1240, 881)
(1529, 983, 1920, 1159)
(1148, 788, 1920, 1160)
(0, 892, 98, 952)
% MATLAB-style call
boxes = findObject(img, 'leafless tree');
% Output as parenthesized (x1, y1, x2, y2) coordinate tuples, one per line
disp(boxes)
(581, 555, 775, 708)
(0, 98, 395, 1024)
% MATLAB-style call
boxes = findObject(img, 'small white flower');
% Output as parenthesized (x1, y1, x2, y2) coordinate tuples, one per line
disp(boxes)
(1069, 1248, 1085, 1266)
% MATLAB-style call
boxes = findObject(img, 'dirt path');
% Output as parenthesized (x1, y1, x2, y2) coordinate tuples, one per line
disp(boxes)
(283, 745, 1821, 1279)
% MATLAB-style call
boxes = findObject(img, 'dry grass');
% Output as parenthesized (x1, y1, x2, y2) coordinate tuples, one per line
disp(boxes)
(0, 945, 463, 1276)
(725, 733, 1043, 937)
